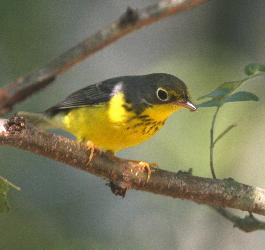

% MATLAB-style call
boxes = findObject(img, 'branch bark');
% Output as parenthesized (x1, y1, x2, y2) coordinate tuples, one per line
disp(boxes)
(1, 116, 265, 218)
(0, 0, 210, 114)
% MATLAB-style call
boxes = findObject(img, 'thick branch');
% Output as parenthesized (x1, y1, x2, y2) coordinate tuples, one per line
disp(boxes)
(1, 117, 265, 217)
(0, 0, 209, 114)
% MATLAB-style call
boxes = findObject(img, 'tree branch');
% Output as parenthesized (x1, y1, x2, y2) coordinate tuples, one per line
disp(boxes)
(0, 0, 210, 115)
(1, 116, 265, 218)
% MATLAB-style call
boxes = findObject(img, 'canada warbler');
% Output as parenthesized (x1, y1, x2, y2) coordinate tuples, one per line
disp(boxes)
(19, 73, 196, 152)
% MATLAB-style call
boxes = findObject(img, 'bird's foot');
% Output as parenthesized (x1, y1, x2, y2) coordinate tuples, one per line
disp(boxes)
(86, 141, 95, 164)
(137, 161, 157, 182)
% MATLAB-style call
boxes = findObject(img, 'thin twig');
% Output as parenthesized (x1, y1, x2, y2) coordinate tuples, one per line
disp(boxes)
(209, 106, 220, 179)
(208, 104, 265, 232)
(0, 176, 21, 191)
(1, 117, 265, 220)
(213, 124, 237, 146)
(0, 0, 210, 114)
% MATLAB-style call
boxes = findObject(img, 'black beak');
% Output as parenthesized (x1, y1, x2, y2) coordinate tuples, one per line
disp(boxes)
(178, 100, 197, 111)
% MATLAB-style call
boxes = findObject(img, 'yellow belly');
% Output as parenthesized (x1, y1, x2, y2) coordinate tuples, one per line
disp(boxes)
(60, 90, 183, 152)
(61, 105, 164, 152)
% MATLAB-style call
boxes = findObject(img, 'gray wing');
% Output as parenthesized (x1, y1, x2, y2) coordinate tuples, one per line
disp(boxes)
(45, 81, 115, 116)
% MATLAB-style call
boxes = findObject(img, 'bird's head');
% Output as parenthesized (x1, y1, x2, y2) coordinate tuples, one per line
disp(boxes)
(144, 73, 196, 111)
(125, 73, 196, 117)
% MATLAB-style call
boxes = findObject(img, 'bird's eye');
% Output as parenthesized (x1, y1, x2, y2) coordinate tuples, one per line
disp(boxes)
(156, 88, 169, 101)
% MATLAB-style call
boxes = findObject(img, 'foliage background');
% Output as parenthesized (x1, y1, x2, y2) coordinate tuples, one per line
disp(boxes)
(0, 0, 265, 249)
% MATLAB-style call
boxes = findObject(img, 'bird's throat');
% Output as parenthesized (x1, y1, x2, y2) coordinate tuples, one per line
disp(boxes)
(141, 103, 183, 122)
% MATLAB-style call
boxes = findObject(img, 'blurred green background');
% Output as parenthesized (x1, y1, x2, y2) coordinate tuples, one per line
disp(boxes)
(0, 0, 265, 249)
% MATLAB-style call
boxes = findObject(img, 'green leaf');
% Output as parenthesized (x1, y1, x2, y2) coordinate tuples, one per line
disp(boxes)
(198, 81, 242, 100)
(224, 91, 259, 103)
(198, 63, 263, 109)
(245, 63, 265, 76)
(197, 99, 222, 108)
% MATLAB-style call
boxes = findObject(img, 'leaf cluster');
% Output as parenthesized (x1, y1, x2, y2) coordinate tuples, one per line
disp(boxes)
(198, 63, 265, 108)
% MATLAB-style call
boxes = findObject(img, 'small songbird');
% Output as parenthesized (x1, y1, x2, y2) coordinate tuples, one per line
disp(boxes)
(19, 73, 196, 172)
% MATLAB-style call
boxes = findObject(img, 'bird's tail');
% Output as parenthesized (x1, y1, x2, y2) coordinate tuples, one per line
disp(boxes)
(17, 111, 57, 129)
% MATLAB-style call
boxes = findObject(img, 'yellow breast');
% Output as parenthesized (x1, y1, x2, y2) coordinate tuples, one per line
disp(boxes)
(61, 93, 182, 152)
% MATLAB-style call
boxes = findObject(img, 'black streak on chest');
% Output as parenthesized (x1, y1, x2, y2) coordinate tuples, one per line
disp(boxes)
(126, 114, 166, 135)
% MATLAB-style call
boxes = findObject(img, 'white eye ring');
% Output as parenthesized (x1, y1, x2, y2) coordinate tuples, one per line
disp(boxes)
(156, 88, 169, 101)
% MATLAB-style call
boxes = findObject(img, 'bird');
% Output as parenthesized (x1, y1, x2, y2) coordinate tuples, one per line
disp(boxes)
(19, 73, 196, 179)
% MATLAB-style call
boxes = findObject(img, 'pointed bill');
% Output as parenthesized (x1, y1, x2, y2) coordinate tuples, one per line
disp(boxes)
(178, 100, 197, 111)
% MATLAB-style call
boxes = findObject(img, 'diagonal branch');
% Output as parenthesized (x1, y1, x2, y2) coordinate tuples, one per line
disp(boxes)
(0, 0, 210, 114)
(1, 116, 265, 220)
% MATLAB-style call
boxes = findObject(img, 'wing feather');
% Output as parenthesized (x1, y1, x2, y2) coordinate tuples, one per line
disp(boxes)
(45, 81, 116, 116)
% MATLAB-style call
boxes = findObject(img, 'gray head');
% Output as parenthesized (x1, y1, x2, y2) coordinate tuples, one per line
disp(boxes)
(121, 73, 196, 113)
